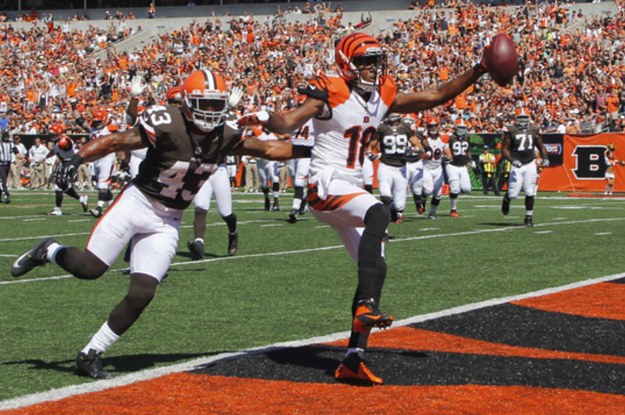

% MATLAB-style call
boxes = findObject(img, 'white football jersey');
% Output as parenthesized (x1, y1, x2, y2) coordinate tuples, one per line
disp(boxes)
(306, 74, 397, 184)
(423, 136, 446, 170)
(290, 119, 315, 148)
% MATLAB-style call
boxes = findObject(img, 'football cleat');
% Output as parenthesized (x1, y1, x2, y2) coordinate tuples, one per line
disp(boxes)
(298, 200, 308, 215)
(79, 195, 89, 212)
(501, 197, 510, 215)
(353, 298, 393, 333)
(524, 215, 534, 227)
(288, 209, 298, 223)
(417, 205, 424, 215)
(335, 352, 383, 386)
(264, 197, 271, 211)
(428, 212, 437, 220)
(272, 200, 280, 211)
(11, 237, 55, 277)
(90, 206, 103, 218)
(450, 210, 459, 218)
(227, 231, 238, 256)
(187, 239, 204, 260)
(395, 213, 404, 224)
(75, 349, 112, 379)
(48, 207, 62, 216)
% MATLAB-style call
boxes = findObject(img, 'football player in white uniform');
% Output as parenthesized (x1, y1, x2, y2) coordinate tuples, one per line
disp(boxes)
(238, 32, 495, 385)
(287, 118, 314, 223)
(501, 108, 549, 227)
(12, 69, 307, 380)
(255, 130, 282, 211)
(46, 126, 88, 216)
(72, 103, 121, 218)
(422, 118, 446, 220)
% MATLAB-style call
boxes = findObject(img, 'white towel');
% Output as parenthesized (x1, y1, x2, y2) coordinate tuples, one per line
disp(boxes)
(310, 168, 336, 201)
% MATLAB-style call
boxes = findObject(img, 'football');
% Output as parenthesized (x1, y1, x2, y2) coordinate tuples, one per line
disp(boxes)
(484, 34, 518, 87)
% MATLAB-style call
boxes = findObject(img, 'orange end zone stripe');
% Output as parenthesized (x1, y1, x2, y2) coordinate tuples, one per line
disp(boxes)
(511, 282, 625, 321)
(326, 326, 625, 366)
(3, 374, 624, 415)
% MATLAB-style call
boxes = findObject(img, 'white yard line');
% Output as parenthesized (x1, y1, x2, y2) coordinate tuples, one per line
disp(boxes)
(2, 216, 625, 286)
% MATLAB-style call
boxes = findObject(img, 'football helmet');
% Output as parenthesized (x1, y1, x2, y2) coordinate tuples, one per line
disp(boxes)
(455, 118, 468, 137)
(335, 32, 387, 92)
(182, 69, 229, 132)
(427, 117, 440, 135)
(49, 123, 65, 136)
(57, 135, 73, 151)
(386, 113, 402, 125)
(166, 86, 183, 104)
(515, 108, 531, 129)
(92, 107, 108, 122)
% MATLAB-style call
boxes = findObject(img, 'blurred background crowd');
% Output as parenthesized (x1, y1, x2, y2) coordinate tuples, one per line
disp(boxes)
(0, 0, 623, 190)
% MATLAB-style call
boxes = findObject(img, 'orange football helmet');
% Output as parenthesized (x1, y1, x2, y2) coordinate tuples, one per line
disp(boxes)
(92, 107, 108, 122)
(335, 32, 386, 92)
(455, 118, 468, 136)
(182, 69, 229, 132)
(57, 135, 73, 151)
(166, 86, 183, 104)
(515, 107, 531, 129)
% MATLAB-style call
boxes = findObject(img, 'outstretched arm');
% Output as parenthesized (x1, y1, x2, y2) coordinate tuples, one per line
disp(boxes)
(232, 137, 311, 161)
(77, 127, 146, 163)
(238, 97, 324, 135)
(391, 65, 486, 114)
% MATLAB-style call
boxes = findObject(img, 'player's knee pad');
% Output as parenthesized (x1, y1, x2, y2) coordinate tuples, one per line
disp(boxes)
(363, 203, 389, 239)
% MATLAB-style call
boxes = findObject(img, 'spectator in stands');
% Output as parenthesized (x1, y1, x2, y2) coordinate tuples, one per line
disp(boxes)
(147, 3, 156, 19)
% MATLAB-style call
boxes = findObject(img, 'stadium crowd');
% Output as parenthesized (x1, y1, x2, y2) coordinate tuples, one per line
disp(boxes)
(0, 1, 624, 190)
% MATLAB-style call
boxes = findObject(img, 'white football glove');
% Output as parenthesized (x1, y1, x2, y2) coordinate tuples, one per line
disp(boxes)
(542, 157, 550, 167)
(470, 160, 476, 169)
(129, 76, 146, 97)
(512, 160, 523, 168)
(228, 86, 244, 109)
(237, 110, 270, 127)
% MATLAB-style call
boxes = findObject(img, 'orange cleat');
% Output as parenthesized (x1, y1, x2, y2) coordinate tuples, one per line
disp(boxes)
(352, 299, 394, 333)
(335, 353, 383, 385)
(450, 210, 459, 218)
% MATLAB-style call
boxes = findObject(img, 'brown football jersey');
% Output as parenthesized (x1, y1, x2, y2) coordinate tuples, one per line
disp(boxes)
(134, 105, 242, 209)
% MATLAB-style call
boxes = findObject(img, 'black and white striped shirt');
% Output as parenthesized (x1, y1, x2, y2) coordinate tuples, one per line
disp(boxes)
(0, 140, 14, 164)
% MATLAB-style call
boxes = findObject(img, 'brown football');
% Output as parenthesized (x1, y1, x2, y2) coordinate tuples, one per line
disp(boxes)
(484, 34, 518, 87)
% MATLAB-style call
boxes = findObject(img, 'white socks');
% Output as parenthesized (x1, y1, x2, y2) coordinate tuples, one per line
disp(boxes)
(81, 322, 120, 355)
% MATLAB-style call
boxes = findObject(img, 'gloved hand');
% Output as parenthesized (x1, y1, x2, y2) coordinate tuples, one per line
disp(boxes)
(129, 76, 147, 97)
(512, 160, 523, 168)
(366, 150, 380, 161)
(470, 160, 476, 169)
(541, 158, 550, 168)
(55, 154, 84, 190)
(237, 111, 270, 127)
(228, 86, 244, 109)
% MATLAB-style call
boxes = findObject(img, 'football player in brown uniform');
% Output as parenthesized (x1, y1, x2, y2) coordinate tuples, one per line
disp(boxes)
(11, 69, 307, 379)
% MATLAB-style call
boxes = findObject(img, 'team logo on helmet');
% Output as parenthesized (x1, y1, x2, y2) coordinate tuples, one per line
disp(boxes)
(335, 32, 387, 92)
(57, 135, 73, 151)
(182, 69, 229, 132)
(515, 107, 531, 129)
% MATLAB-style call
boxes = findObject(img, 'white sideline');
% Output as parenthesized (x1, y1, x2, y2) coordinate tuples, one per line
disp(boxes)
(2, 270, 625, 410)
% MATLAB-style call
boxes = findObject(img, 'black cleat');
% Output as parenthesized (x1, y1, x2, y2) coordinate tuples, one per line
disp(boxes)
(90, 206, 103, 218)
(524, 215, 534, 227)
(264, 198, 271, 211)
(298, 200, 308, 215)
(11, 238, 55, 277)
(272, 200, 280, 211)
(288, 209, 298, 223)
(187, 239, 204, 260)
(227, 231, 238, 256)
(501, 197, 510, 215)
(75, 349, 112, 379)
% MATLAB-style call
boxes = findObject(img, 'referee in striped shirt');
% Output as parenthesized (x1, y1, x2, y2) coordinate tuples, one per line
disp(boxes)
(0, 132, 14, 203)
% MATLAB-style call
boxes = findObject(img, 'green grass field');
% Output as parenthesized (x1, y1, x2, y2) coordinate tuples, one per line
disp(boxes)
(1, 189, 624, 402)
